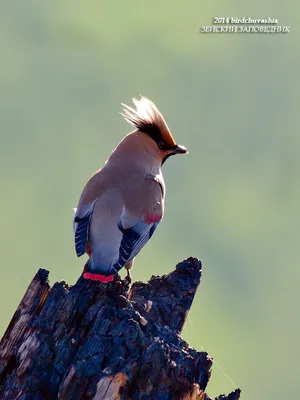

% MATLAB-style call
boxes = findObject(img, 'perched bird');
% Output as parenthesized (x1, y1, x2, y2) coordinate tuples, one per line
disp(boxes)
(74, 97, 187, 283)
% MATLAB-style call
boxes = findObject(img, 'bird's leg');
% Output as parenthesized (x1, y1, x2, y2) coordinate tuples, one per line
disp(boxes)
(125, 268, 132, 285)
(124, 260, 134, 285)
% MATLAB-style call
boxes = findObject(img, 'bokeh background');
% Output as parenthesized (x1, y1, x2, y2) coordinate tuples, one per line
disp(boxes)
(0, 1, 298, 398)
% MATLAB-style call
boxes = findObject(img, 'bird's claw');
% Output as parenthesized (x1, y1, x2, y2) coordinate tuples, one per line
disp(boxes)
(124, 269, 132, 286)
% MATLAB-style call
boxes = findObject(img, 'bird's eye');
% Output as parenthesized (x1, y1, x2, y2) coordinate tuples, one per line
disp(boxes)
(157, 141, 166, 150)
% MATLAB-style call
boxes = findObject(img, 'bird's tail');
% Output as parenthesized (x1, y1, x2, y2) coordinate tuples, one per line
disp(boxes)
(83, 260, 115, 283)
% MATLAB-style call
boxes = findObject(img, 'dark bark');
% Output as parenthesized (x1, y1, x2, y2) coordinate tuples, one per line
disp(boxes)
(0, 258, 241, 400)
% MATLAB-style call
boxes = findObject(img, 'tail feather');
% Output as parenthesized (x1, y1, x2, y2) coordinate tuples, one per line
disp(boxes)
(83, 260, 115, 282)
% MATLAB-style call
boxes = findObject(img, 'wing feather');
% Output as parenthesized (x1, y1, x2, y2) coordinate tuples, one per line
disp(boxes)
(114, 220, 159, 272)
(74, 202, 96, 257)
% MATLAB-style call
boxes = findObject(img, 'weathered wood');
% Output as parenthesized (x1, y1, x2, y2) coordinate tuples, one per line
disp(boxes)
(0, 258, 241, 400)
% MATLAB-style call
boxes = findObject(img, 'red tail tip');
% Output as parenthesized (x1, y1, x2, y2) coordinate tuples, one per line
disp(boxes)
(83, 272, 114, 283)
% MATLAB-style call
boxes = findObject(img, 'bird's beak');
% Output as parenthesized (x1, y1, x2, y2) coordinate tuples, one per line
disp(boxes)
(174, 144, 188, 154)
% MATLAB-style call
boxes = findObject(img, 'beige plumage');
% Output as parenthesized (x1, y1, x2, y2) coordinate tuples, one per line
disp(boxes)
(74, 96, 187, 282)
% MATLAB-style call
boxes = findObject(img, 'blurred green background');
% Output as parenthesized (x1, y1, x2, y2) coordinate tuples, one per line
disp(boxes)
(0, 1, 298, 398)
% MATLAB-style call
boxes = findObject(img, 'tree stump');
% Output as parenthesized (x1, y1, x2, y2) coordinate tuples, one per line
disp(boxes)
(0, 257, 241, 400)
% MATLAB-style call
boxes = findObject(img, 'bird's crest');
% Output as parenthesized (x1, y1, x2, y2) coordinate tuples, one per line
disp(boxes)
(121, 97, 176, 147)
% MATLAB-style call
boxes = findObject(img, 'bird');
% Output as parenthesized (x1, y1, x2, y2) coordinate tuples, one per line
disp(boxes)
(73, 96, 187, 283)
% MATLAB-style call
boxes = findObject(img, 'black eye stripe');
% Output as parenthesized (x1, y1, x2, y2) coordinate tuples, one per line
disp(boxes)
(136, 123, 175, 151)
(157, 140, 179, 152)
(157, 140, 168, 150)
(138, 123, 162, 143)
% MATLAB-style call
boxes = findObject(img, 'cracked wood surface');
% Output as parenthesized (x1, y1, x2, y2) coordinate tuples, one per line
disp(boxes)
(0, 258, 241, 400)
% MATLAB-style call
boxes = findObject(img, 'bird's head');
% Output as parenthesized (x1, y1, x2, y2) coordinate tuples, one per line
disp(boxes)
(121, 96, 187, 165)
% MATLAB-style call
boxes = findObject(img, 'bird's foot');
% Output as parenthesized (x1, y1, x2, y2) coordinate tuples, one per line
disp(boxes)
(124, 269, 132, 286)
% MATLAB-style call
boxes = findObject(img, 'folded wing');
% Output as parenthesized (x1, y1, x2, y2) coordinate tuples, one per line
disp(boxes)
(74, 202, 96, 257)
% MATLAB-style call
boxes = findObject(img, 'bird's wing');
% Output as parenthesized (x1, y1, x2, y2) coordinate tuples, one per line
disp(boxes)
(73, 170, 107, 257)
(114, 174, 164, 271)
(115, 219, 159, 271)
(74, 202, 96, 257)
